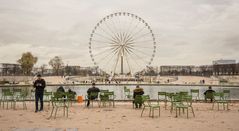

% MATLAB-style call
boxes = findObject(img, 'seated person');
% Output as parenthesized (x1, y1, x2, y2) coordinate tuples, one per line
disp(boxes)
(68, 89, 77, 100)
(204, 86, 215, 102)
(86, 83, 100, 107)
(133, 85, 144, 108)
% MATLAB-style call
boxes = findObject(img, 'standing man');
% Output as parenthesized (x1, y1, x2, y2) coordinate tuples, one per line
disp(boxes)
(33, 74, 46, 112)
(86, 83, 100, 107)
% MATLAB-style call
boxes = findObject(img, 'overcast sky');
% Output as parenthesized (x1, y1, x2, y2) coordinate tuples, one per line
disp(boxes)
(0, 0, 239, 69)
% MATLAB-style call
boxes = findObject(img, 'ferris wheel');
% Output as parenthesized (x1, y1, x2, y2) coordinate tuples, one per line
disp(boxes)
(89, 12, 156, 76)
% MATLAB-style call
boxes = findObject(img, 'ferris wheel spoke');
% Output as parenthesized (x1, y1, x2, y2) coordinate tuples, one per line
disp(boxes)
(108, 17, 120, 36)
(133, 45, 154, 49)
(133, 32, 152, 41)
(93, 47, 114, 57)
(131, 47, 153, 57)
(112, 53, 121, 76)
(128, 53, 144, 71)
(91, 39, 112, 44)
(93, 45, 112, 49)
(103, 19, 119, 40)
(128, 20, 141, 37)
(124, 53, 133, 74)
(97, 26, 119, 42)
(93, 32, 117, 44)
(130, 25, 147, 39)
(100, 53, 117, 71)
(116, 15, 123, 34)
(131, 39, 154, 44)
(96, 50, 117, 64)
(125, 16, 136, 35)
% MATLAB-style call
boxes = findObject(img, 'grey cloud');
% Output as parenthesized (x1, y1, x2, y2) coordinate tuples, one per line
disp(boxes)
(0, 0, 239, 69)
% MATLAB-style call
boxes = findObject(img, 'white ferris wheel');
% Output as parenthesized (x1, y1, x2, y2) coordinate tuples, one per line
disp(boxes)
(89, 12, 156, 77)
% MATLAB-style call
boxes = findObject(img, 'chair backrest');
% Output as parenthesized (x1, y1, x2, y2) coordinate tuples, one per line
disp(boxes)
(179, 91, 188, 96)
(223, 89, 230, 100)
(100, 90, 109, 93)
(213, 92, 224, 100)
(172, 94, 182, 102)
(158, 92, 166, 101)
(166, 92, 174, 101)
(134, 95, 143, 104)
(190, 89, 199, 95)
(13, 88, 22, 93)
(183, 95, 193, 106)
(2, 88, 13, 96)
(89, 92, 99, 98)
(205, 91, 214, 100)
(65, 92, 75, 100)
(142, 95, 150, 106)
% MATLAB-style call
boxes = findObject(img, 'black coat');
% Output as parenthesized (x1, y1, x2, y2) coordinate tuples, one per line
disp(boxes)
(34, 79, 46, 93)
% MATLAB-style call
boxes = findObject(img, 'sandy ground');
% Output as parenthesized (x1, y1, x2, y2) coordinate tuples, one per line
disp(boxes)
(1, 101, 239, 131)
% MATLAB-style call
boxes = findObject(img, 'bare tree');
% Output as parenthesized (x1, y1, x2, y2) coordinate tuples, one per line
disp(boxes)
(49, 56, 64, 76)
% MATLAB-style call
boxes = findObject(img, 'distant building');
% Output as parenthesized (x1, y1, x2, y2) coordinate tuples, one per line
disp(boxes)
(160, 65, 213, 76)
(212, 59, 238, 75)
(160, 65, 194, 76)
(64, 65, 99, 76)
(0, 63, 21, 76)
(213, 59, 236, 65)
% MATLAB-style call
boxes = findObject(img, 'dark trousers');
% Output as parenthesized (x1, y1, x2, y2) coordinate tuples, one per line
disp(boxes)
(35, 91, 44, 111)
(87, 96, 97, 107)
(133, 101, 142, 108)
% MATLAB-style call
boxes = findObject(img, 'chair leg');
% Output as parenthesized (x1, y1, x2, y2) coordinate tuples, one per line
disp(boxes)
(176, 107, 178, 118)
(149, 108, 152, 117)
(63, 107, 65, 116)
(179, 108, 181, 116)
(54, 107, 58, 119)
(152, 108, 154, 118)
(187, 108, 188, 119)
(159, 107, 160, 117)
(141, 107, 145, 117)
(49, 107, 55, 119)
(191, 107, 195, 117)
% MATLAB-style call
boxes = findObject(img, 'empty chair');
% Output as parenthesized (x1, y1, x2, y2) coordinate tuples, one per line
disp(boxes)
(157, 92, 167, 109)
(175, 95, 195, 118)
(190, 89, 199, 102)
(212, 92, 229, 110)
(141, 95, 160, 118)
(1, 88, 14, 109)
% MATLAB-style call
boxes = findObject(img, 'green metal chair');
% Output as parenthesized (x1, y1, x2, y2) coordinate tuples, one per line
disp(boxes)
(124, 86, 132, 100)
(85, 92, 99, 107)
(205, 92, 214, 102)
(190, 89, 199, 102)
(13, 88, 27, 110)
(141, 95, 160, 118)
(212, 92, 229, 110)
(1, 88, 14, 109)
(44, 90, 53, 107)
(49, 92, 69, 119)
(99, 91, 115, 107)
(157, 92, 167, 109)
(65, 92, 76, 106)
(223, 89, 230, 101)
(170, 93, 181, 113)
(175, 95, 195, 118)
